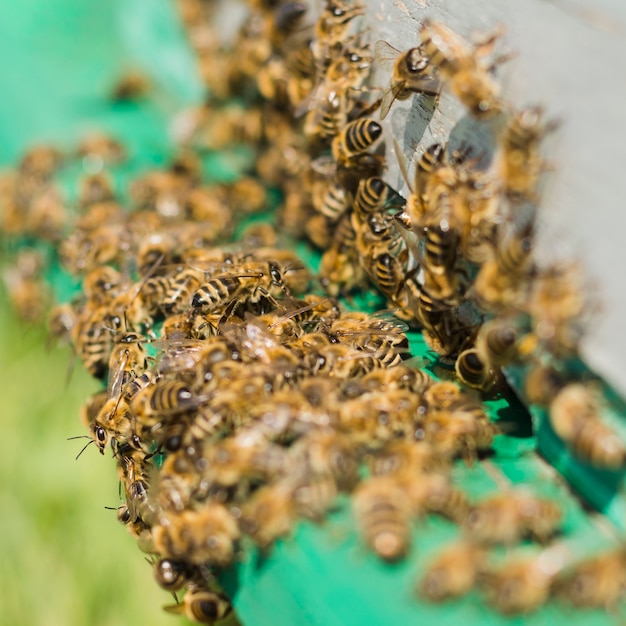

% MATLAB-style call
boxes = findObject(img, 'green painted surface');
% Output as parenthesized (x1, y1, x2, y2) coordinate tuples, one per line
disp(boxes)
(0, 2, 623, 625)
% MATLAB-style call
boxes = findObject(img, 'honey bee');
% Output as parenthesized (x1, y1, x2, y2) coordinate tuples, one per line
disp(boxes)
(239, 479, 297, 550)
(553, 549, 626, 609)
(422, 380, 463, 410)
(130, 380, 200, 436)
(2, 255, 50, 323)
(161, 267, 204, 315)
(463, 489, 562, 545)
(319, 213, 367, 296)
(527, 262, 587, 358)
(549, 383, 626, 469)
(151, 557, 195, 593)
(399, 468, 470, 521)
(419, 540, 486, 602)
(18, 144, 64, 178)
(190, 261, 297, 314)
(306, 343, 384, 380)
(455, 348, 501, 392)
(369, 440, 440, 478)
(290, 428, 359, 492)
(419, 406, 497, 461)
(76, 132, 127, 167)
(499, 105, 558, 201)
(90, 395, 134, 454)
(109, 69, 151, 103)
(331, 117, 384, 170)
(73, 307, 116, 379)
(523, 362, 564, 407)
(419, 20, 505, 119)
(152, 446, 204, 512)
(163, 586, 232, 625)
(313, 0, 365, 61)
(154, 503, 240, 566)
(352, 475, 413, 561)
(312, 179, 350, 223)
(360, 363, 433, 395)
(475, 318, 538, 368)
(375, 41, 441, 120)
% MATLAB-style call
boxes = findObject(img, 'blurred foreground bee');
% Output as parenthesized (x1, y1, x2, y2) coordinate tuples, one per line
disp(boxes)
(419, 540, 486, 602)
(164, 586, 232, 625)
(352, 475, 412, 561)
(463, 489, 562, 544)
(419, 20, 505, 118)
(481, 554, 554, 614)
(549, 383, 626, 469)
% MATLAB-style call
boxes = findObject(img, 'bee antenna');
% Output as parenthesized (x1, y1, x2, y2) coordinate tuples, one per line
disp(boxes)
(74, 438, 95, 461)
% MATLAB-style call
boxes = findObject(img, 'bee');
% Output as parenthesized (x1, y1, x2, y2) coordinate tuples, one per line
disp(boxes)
(475, 318, 538, 369)
(239, 479, 297, 550)
(549, 383, 626, 469)
(18, 144, 64, 178)
(319, 213, 367, 296)
(115, 443, 156, 524)
(352, 475, 413, 562)
(305, 343, 384, 379)
(422, 380, 463, 410)
(455, 348, 500, 392)
(2, 255, 50, 323)
(527, 262, 587, 358)
(419, 20, 504, 119)
(190, 261, 296, 314)
(109, 69, 151, 103)
(481, 555, 554, 614)
(463, 489, 562, 545)
(419, 407, 497, 461)
(73, 307, 116, 379)
(419, 540, 486, 602)
(499, 105, 558, 201)
(313, 0, 365, 61)
(161, 267, 204, 315)
(397, 468, 470, 521)
(331, 117, 384, 171)
(369, 440, 441, 478)
(163, 586, 232, 625)
(76, 132, 127, 167)
(154, 503, 240, 566)
(151, 557, 195, 593)
(553, 549, 626, 609)
(77, 172, 116, 208)
(360, 364, 433, 395)
(312, 179, 350, 223)
(152, 446, 204, 512)
(79, 389, 109, 430)
(130, 380, 200, 436)
(375, 41, 441, 120)
(90, 395, 134, 454)
(107, 332, 150, 399)
(202, 428, 287, 491)
(523, 362, 564, 407)
(290, 428, 359, 492)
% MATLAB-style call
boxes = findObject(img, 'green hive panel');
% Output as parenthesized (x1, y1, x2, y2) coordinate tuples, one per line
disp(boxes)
(2, 1, 626, 626)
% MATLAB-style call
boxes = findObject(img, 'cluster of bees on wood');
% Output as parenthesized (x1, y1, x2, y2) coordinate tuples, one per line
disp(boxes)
(1, 0, 626, 622)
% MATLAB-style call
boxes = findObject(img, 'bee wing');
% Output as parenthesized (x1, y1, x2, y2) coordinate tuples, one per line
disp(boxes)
(311, 155, 337, 178)
(393, 137, 414, 194)
(107, 349, 129, 399)
(374, 40, 402, 68)
(379, 82, 404, 120)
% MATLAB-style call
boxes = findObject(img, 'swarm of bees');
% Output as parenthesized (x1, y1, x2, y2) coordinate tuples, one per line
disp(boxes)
(2, 0, 626, 623)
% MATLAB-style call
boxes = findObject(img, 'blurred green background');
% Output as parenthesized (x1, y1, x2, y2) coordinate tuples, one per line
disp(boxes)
(0, 1, 202, 624)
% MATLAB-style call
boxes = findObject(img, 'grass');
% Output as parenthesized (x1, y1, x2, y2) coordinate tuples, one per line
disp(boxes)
(0, 294, 192, 626)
